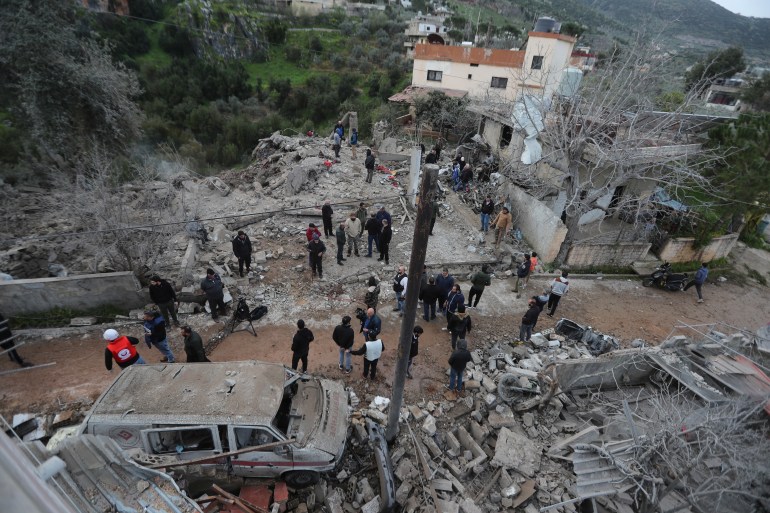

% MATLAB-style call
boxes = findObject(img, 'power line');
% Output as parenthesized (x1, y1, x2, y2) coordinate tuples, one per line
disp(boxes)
(0, 192, 413, 245)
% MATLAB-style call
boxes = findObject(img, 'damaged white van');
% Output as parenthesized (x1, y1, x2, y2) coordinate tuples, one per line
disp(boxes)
(81, 361, 350, 488)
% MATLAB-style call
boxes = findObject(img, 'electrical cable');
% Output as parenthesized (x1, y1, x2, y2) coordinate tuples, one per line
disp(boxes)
(0, 191, 415, 244)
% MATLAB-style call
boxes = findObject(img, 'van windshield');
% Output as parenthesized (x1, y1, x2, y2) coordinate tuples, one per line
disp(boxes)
(272, 379, 321, 446)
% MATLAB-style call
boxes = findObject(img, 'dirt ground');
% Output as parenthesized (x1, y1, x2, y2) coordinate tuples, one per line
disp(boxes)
(2, 272, 769, 418)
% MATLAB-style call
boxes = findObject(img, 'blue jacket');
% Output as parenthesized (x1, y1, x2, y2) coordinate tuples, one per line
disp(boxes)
(375, 210, 392, 226)
(694, 267, 708, 284)
(143, 314, 166, 345)
(446, 291, 465, 313)
(436, 274, 455, 298)
(363, 314, 381, 339)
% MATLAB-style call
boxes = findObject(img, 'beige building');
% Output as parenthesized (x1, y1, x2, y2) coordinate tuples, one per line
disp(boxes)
(403, 16, 452, 58)
(409, 32, 576, 103)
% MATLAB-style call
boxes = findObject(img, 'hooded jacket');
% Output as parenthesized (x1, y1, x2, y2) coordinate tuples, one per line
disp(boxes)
(448, 340, 472, 372)
(550, 277, 570, 296)
(232, 235, 252, 258)
(333, 323, 355, 350)
(470, 270, 492, 291)
(149, 279, 177, 304)
(448, 311, 473, 337)
(291, 327, 314, 355)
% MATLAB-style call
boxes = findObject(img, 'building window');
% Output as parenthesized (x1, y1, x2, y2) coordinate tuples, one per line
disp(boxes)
(500, 125, 513, 148)
(468, 74, 472, 79)
(491, 77, 508, 89)
(531, 55, 544, 70)
(427, 70, 442, 82)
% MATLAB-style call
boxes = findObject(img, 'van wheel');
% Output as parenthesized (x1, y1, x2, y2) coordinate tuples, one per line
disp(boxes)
(283, 470, 320, 488)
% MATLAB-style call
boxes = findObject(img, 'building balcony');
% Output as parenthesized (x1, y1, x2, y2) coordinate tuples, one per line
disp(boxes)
(583, 142, 702, 166)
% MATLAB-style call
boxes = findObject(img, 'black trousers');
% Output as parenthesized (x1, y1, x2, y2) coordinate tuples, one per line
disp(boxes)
(292, 352, 308, 373)
(467, 286, 483, 307)
(207, 295, 227, 318)
(237, 255, 251, 273)
(430, 217, 436, 234)
(323, 219, 333, 237)
(310, 257, 323, 277)
(379, 243, 389, 264)
(363, 358, 379, 379)
(547, 294, 562, 315)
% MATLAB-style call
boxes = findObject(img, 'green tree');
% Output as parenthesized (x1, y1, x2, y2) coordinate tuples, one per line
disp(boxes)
(655, 91, 686, 111)
(560, 22, 584, 37)
(705, 113, 770, 241)
(741, 73, 770, 112)
(684, 46, 745, 92)
(0, 0, 142, 169)
(264, 20, 288, 44)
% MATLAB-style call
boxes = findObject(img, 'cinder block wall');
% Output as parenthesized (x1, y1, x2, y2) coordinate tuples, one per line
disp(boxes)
(0, 272, 145, 316)
(657, 233, 739, 263)
(566, 242, 651, 267)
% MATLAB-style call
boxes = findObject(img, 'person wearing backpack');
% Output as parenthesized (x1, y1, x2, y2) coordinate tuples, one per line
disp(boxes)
(467, 265, 492, 308)
(513, 254, 532, 295)
(393, 265, 408, 315)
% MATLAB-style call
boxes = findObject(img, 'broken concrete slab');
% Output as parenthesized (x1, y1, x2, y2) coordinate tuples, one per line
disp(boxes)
(547, 426, 600, 457)
(491, 427, 542, 477)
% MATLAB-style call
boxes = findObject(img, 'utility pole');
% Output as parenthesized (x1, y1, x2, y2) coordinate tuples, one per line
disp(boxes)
(385, 163, 439, 443)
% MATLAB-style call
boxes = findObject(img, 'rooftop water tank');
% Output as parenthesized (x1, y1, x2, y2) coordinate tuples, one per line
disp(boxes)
(534, 16, 559, 33)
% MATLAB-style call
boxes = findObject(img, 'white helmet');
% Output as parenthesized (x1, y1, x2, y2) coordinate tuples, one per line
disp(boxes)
(103, 329, 119, 341)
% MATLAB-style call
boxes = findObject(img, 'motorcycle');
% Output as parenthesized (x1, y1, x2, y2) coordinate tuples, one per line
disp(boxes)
(642, 262, 688, 291)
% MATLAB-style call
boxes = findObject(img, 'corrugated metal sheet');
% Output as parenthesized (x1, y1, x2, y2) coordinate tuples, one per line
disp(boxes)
(572, 440, 636, 499)
(24, 435, 202, 513)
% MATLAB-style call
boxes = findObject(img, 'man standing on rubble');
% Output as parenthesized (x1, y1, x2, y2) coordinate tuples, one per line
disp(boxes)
(200, 268, 227, 320)
(356, 203, 368, 236)
(364, 149, 376, 183)
(364, 213, 381, 257)
(344, 212, 361, 257)
(307, 233, 326, 279)
(393, 265, 408, 315)
(491, 207, 512, 248)
(447, 338, 472, 396)
(335, 222, 346, 265)
(291, 319, 314, 373)
(376, 205, 392, 227)
(378, 219, 392, 265)
(332, 129, 341, 160)
(149, 275, 180, 327)
(142, 311, 176, 363)
(231, 231, 253, 277)
(351, 331, 384, 380)
(321, 200, 334, 237)
(333, 315, 355, 374)
(519, 298, 541, 342)
(480, 195, 494, 232)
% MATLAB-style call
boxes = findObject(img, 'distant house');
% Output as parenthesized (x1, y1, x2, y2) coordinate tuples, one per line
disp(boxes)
(403, 15, 452, 58)
(570, 45, 596, 72)
(278, 0, 340, 16)
(703, 76, 745, 112)
(404, 31, 576, 103)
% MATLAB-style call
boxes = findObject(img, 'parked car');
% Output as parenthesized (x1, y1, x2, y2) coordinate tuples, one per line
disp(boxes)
(81, 361, 350, 488)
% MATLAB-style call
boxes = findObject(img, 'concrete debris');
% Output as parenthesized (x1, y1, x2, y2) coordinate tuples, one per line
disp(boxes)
(491, 427, 542, 477)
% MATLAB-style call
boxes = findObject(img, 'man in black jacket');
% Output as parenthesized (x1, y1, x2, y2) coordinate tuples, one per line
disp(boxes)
(335, 222, 346, 265)
(519, 298, 540, 342)
(232, 231, 253, 277)
(149, 275, 180, 327)
(364, 149, 376, 183)
(181, 326, 210, 363)
(291, 319, 314, 373)
(200, 269, 227, 320)
(307, 233, 326, 279)
(447, 338, 472, 394)
(332, 315, 355, 373)
(364, 213, 381, 257)
(421, 276, 440, 321)
(407, 325, 423, 379)
(321, 200, 334, 237)
(377, 219, 392, 265)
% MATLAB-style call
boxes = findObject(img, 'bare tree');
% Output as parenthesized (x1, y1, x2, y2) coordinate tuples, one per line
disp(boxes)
(484, 34, 724, 264)
(47, 148, 182, 278)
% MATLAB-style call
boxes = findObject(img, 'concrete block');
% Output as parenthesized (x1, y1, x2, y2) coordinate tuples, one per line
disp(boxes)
(361, 496, 380, 513)
(394, 458, 418, 482)
(423, 435, 443, 458)
(481, 378, 497, 393)
(492, 427, 542, 477)
(522, 412, 535, 427)
(529, 333, 549, 349)
(469, 421, 488, 444)
(390, 446, 406, 465)
(421, 414, 437, 435)
(324, 489, 344, 513)
(407, 405, 425, 421)
(69, 316, 97, 326)
(484, 394, 497, 407)
(395, 482, 412, 505)
(255, 250, 268, 263)
(459, 498, 483, 513)
(436, 499, 460, 513)
(487, 411, 517, 429)
(432, 479, 453, 492)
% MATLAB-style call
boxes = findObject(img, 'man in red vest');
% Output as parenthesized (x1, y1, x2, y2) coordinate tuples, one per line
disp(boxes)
(104, 329, 145, 371)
